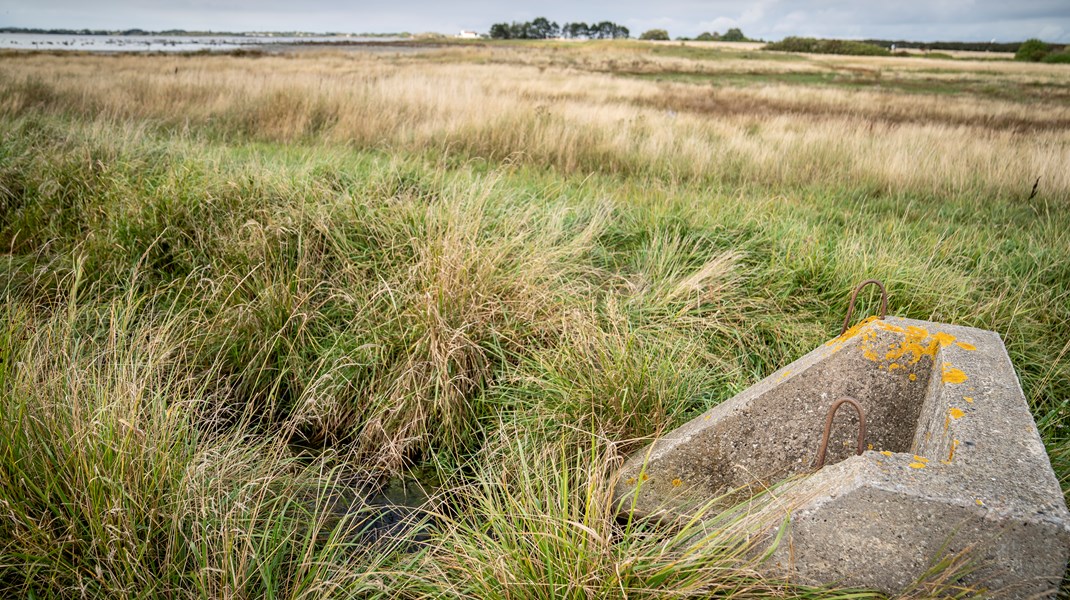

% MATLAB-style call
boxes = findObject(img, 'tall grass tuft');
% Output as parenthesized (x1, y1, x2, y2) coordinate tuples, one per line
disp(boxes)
(0, 289, 420, 598)
(412, 429, 783, 598)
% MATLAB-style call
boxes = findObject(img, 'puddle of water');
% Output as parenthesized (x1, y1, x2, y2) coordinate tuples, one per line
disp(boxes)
(0, 33, 406, 53)
(317, 474, 434, 546)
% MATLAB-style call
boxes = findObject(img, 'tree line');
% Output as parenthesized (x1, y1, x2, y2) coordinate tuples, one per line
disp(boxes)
(688, 28, 750, 42)
(765, 37, 889, 56)
(488, 18, 629, 40)
(860, 39, 1023, 53)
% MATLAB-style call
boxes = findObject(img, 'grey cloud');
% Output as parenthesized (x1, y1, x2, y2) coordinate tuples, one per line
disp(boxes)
(4, 0, 1068, 42)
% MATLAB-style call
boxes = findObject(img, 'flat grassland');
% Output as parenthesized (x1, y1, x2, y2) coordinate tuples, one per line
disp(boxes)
(1, 41, 1068, 598)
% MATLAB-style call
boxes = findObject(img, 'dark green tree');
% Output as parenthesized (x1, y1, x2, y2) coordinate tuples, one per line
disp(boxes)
(1015, 38, 1051, 61)
(488, 22, 511, 39)
(511, 21, 532, 38)
(590, 21, 613, 39)
(529, 17, 560, 39)
(721, 27, 747, 42)
(639, 29, 670, 41)
(562, 22, 588, 38)
(491, 18, 624, 41)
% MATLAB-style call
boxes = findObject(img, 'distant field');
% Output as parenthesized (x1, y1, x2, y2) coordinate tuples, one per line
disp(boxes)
(1, 41, 1068, 598)
(889, 47, 1016, 60)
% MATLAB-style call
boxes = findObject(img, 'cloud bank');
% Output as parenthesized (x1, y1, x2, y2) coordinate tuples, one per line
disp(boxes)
(3, 0, 1068, 42)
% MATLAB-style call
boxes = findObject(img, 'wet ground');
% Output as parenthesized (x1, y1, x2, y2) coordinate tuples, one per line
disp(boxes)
(0, 33, 409, 53)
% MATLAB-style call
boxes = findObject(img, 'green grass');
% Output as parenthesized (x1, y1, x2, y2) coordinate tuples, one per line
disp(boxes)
(643, 43, 806, 63)
(1, 51, 1068, 597)
(620, 68, 1070, 102)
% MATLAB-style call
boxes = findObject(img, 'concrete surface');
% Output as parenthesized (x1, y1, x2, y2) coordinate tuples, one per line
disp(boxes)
(615, 316, 1070, 597)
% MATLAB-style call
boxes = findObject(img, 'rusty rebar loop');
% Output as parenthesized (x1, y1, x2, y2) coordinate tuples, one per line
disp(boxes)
(839, 279, 888, 336)
(814, 397, 867, 470)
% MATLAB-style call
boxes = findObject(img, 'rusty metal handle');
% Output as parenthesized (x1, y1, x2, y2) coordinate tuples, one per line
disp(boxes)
(814, 397, 867, 470)
(839, 279, 888, 336)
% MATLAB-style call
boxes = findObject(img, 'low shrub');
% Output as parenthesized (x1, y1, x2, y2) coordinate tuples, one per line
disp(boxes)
(764, 37, 889, 56)
(1041, 49, 1070, 64)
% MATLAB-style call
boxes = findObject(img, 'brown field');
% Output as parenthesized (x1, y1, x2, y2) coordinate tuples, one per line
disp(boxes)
(3, 43, 1068, 199)
(1, 41, 1068, 598)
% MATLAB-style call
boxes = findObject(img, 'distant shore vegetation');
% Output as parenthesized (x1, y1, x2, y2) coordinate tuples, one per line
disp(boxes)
(678, 28, 752, 42)
(487, 18, 629, 40)
(764, 37, 890, 56)
(4, 26, 1065, 58)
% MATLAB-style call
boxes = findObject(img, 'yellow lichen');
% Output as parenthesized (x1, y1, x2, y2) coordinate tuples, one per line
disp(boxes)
(875, 321, 905, 334)
(830, 320, 967, 385)
(909, 462, 926, 469)
(975, 499, 984, 506)
(956, 342, 977, 351)
(626, 478, 636, 485)
(826, 315, 881, 347)
(942, 366, 968, 384)
(913, 455, 929, 463)
(639, 473, 649, 482)
(949, 407, 965, 420)
(906, 325, 929, 339)
(881, 329, 941, 366)
(932, 331, 956, 348)
(880, 450, 892, 457)
(964, 396, 974, 403)
(671, 478, 683, 487)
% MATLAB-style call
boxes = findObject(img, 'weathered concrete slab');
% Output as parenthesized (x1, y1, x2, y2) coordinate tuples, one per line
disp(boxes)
(615, 316, 1070, 597)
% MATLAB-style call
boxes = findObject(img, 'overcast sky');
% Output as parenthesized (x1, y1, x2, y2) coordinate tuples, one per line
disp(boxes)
(3, 0, 1068, 43)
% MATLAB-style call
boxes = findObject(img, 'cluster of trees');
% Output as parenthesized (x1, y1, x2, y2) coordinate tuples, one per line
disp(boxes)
(488, 18, 629, 40)
(640, 27, 751, 42)
(693, 28, 749, 42)
(638, 29, 669, 41)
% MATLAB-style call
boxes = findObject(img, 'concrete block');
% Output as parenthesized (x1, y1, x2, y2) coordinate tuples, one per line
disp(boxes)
(615, 317, 1070, 597)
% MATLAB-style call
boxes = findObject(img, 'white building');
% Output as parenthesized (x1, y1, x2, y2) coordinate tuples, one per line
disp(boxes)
(456, 30, 480, 39)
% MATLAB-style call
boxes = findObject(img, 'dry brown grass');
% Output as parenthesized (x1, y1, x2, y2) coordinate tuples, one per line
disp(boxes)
(2, 46, 1068, 200)
(2, 41, 1069, 599)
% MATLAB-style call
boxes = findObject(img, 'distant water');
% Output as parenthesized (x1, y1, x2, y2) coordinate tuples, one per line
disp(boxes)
(0, 33, 405, 52)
